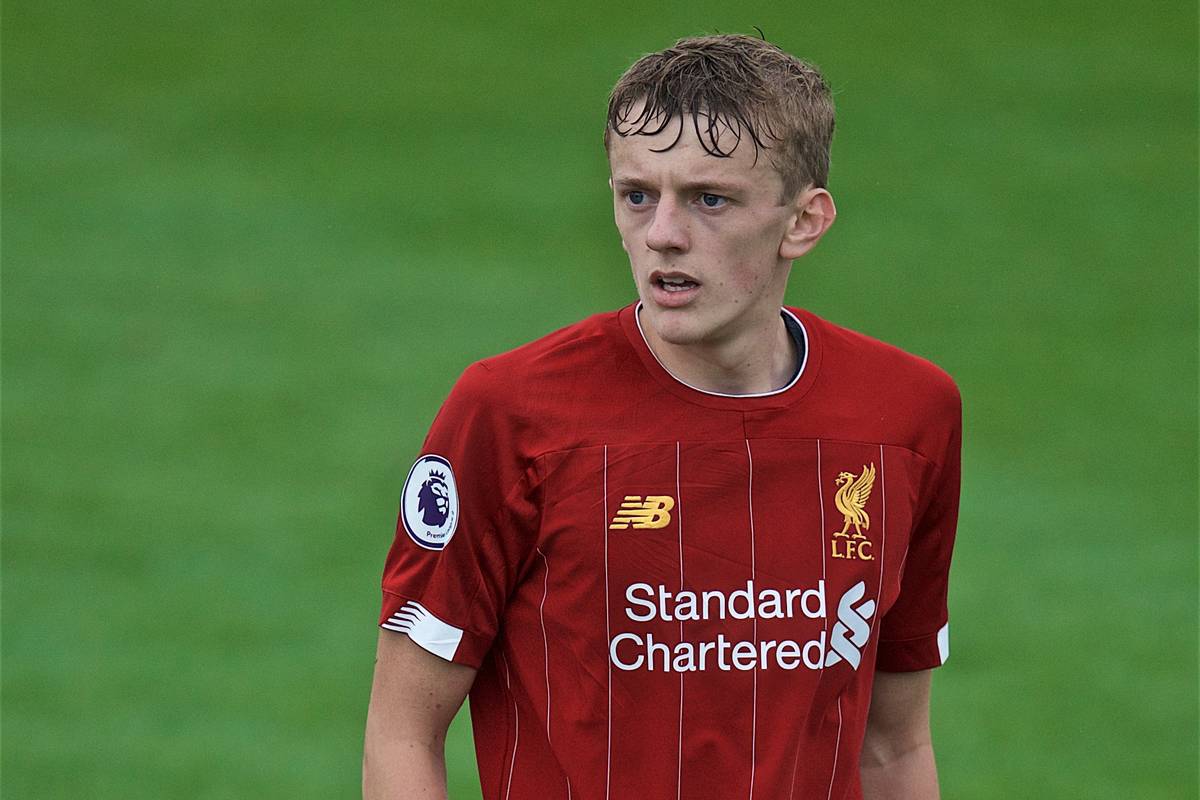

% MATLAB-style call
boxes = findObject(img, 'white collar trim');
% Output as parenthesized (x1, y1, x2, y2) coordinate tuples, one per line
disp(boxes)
(633, 302, 809, 398)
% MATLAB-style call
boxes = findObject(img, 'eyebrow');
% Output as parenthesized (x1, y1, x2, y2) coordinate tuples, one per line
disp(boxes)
(612, 176, 746, 195)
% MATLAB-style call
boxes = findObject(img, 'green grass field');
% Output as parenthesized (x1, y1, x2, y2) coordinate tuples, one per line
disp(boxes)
(3, 2, 1197, 797)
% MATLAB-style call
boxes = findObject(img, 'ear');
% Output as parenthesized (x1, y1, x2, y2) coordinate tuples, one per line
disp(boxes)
(779, 188, 836, 260)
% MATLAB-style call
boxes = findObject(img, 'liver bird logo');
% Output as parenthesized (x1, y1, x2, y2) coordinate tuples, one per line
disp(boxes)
(833, 463, 876, 539)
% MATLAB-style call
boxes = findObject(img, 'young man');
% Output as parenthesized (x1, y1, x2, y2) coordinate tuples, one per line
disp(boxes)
(364, 34, 961, 800)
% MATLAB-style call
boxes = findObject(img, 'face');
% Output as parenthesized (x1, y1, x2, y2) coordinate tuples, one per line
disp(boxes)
(608, 113, 799, 349)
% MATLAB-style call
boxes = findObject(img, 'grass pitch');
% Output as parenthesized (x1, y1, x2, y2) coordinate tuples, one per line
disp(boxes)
(3, 1, 1196, 797)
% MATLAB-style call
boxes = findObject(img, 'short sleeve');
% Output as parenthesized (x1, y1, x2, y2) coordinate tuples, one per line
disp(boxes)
(377, 362, 540, 668)
(876, 386, 962, 672)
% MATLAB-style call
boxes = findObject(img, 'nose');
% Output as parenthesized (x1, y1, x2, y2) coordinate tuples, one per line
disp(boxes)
(645, 197, 689, 253)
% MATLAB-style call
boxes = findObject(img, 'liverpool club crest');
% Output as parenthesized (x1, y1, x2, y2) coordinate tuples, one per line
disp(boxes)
(831, 463, 875, 561)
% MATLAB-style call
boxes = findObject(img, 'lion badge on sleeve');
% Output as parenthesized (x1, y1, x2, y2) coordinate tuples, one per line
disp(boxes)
(401, 455, 460, 550)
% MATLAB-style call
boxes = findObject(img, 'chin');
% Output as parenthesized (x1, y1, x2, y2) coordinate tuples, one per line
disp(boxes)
(641, 305, 713, 346)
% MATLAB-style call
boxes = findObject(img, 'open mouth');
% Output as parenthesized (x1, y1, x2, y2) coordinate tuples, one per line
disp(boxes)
(651, 271, 701, 293)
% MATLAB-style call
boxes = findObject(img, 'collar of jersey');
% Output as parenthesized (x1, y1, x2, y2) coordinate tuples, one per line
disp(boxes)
(620, 301, 822, 411)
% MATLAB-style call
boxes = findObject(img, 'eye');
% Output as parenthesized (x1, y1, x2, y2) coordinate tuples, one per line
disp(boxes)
(699, 193, 727, 208)
(626, 190, 647, 206)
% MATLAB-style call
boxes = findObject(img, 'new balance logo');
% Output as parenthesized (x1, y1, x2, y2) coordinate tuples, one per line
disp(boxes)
(824, 581, 876, 670)
(610, 495, 675, 530)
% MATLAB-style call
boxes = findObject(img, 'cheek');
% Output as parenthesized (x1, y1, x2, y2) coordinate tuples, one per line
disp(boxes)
(614, 215, 639, 255)
(718, 228, 780, 293)
(728, 263, 769, 296)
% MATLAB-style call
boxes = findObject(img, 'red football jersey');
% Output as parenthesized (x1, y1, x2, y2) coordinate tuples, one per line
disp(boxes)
(380, 303, 961, 800)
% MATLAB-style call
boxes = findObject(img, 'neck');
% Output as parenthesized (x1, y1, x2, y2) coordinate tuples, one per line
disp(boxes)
(639, 306, 798, 395)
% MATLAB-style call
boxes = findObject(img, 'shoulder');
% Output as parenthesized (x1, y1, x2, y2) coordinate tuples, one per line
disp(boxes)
(792, 308, 961, 462)
(433, 309, 630, 454)
(451, 309, 626, 401)
(796, 307, 960, 410)
(479, 309, 626, 378)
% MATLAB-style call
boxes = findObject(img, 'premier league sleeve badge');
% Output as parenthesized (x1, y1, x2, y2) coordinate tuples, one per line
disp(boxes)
(401, 455, 460, 550)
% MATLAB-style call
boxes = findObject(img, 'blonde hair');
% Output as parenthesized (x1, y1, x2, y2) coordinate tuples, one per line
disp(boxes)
(606, 33, 835, 197)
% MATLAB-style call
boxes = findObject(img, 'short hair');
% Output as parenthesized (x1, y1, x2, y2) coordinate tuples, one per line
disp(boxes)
(605, 33, 835, 198)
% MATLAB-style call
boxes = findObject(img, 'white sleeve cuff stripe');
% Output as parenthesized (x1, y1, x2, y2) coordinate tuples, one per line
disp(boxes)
(936, 623, 950, 665)
(379, 601, 464, 662)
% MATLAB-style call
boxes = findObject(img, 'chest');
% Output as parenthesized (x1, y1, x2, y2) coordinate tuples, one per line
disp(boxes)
(527, 438, 931, 652)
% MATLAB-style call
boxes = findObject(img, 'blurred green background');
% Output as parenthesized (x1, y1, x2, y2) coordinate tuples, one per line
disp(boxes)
(3, 1, 1196, 797)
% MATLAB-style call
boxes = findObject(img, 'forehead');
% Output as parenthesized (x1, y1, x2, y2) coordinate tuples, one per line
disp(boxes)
(607, 109, 782, 191)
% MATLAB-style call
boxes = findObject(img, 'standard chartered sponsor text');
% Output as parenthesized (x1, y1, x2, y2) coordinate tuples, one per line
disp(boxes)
(611, 580, 832, 672)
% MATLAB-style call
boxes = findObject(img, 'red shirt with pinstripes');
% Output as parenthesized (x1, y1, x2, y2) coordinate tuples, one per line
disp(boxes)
(379, 303, 961, 800)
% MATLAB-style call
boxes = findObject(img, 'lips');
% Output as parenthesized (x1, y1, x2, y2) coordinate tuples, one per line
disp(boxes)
(649, 270, 701, 308)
